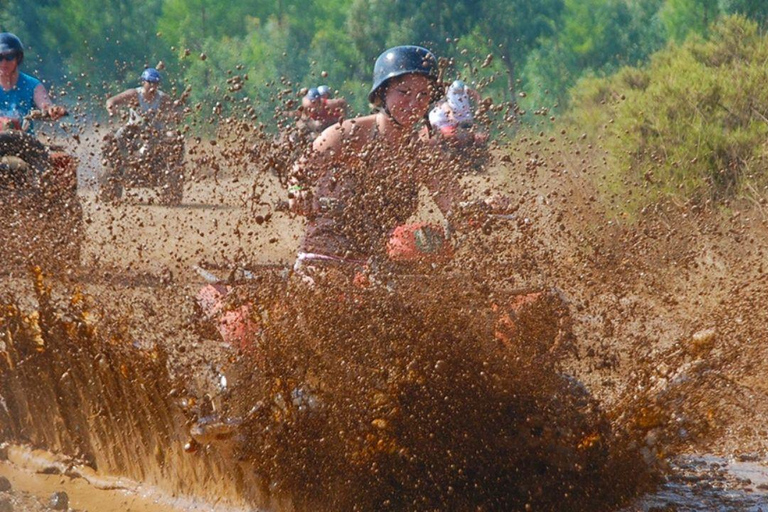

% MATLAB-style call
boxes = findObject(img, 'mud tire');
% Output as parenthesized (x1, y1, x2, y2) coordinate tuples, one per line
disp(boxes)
(99, 169, 124, 203)
(159, 167, 184, 206)
(46, 196, 85, 270)
(99, 136, 125, 203)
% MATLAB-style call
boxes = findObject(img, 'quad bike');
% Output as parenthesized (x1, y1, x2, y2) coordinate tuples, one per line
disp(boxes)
(194, 216, 572, 358)
(0, 112, 84, 273)
(100, 117, 185, 205)
(185, 218, 610, 509)
(267, 115, 334, 184)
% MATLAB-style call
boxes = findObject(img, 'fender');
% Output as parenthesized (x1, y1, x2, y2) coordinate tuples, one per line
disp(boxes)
(386, 222, 453, 264)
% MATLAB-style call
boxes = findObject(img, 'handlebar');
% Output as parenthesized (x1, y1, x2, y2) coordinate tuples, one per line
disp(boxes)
(24, 109, 69, 122)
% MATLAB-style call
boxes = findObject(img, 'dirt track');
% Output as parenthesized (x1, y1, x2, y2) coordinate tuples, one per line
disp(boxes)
(3, 132, 768, 510)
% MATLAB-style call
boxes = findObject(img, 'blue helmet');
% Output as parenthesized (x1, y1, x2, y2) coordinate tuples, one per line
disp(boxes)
(0, 33, 23, 64)
(368, 45, 438, 105)
(140, 68, 162, 83)
(317, 85, 331, 98)
(305, 87, 321, 101)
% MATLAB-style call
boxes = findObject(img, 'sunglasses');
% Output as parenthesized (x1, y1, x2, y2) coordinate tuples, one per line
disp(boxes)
(0, 53, 18, 62)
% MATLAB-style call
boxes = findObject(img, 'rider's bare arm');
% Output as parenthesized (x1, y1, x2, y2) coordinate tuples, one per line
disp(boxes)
(287, 155, 315, 216)
(105, 89, 139, 116)
(425, 164, 511, 225)
(467, 87, 483, 104)
(288, 118, 373, 216)
(33, 84, 67, 120)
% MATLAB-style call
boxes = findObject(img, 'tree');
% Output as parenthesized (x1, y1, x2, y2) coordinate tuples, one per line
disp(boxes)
(523, 0, 665, 109)
(660, 0, 720, 42)
(719, 0, 768, 27)
(477, 0, 564, 98)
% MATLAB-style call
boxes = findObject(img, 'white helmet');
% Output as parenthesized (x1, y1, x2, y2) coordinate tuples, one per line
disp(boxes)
(448, 80, 467, 95)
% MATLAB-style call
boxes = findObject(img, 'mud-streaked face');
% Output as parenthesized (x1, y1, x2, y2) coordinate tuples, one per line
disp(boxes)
(142, 80, 159, 95)
(384, 74, 433, 127)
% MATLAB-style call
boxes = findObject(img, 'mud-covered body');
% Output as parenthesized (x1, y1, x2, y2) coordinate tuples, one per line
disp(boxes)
(100, 124, 185, 205)
(0, 130, 83, 272)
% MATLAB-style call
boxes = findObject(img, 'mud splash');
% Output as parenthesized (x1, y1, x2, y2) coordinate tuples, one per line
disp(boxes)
(227, 275, 657, 511)
(0, 269, 263, 509)
(1, 267, 657, 511)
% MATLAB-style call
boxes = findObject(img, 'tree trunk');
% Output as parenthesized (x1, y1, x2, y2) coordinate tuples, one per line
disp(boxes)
(500, 46, 516, 103)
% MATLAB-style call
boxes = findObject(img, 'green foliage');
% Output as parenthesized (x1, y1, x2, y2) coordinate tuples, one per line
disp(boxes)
(6, 0, 768, 134)
(719, 0, 768, 28)
(660, 0, 720, 42)
(569, 15, 768, 206)
(522, 0, 665, 112)
(39, 0, 168, 85)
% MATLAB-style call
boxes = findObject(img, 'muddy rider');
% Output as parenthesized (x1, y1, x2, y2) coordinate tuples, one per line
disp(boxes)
(105, 67, 178, 129)
(428, 79, 487, 146)
(297, 85, 347, 138)
(0, 32, 67, 171)
(289, 45, 506, 283)
(101, 67, 182, 200)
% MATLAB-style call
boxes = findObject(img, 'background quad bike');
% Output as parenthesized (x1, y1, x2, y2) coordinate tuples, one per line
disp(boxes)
(0, 129, 84, 273)
(99, 123, 186, 206)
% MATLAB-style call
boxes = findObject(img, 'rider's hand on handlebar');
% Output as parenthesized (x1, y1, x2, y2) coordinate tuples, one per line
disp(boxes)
(288, 182, 313, 216)
(455, 195, 516, 230)
(45, 105, 68, 121)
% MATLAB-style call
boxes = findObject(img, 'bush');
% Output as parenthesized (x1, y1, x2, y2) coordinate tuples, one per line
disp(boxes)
(568, 15, 768, 206)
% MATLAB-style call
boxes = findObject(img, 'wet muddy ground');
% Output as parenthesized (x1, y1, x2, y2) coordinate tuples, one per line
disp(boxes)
(3, 131, 768, 510)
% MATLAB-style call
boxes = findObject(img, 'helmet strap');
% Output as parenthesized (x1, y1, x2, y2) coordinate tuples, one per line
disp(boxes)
(383, 103, 403, 128)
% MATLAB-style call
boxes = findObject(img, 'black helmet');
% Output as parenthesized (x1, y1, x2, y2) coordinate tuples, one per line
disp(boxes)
(0, 33, 23, 64)
(368, 45, 437, 105)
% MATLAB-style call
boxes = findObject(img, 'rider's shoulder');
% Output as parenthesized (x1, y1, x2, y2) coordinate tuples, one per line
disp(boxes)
(313, 115, 376, 152)
(17, 72, 41, 89)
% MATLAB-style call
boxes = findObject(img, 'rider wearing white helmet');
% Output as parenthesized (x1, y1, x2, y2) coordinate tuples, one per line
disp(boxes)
(428, 79, 483, 138)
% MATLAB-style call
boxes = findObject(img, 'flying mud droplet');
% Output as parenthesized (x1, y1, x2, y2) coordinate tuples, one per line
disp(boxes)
(48, 491, 68, 510)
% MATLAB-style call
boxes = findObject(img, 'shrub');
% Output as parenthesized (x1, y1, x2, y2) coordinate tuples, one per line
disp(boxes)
(568, 15, 768, 206)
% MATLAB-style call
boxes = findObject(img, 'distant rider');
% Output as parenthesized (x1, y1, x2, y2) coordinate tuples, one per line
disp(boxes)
(101, 68, 182, 200)
(0, 32, 67, 173)
(428, 80, 486, 146)
(105, 68, 177, 130)
(297, 85, 347, 138)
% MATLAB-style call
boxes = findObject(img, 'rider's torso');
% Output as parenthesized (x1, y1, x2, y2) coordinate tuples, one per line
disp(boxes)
(0, 73, 40, 132)
(447, 91, 472, 123)
(301, 138, 426, 261)
(128, 88, 167, 130)
(136, 87, 164, 112)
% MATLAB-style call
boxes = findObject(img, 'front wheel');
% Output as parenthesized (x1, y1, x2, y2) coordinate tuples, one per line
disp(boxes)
(159, 168, 184, 206)
(158, 136, 185, 206)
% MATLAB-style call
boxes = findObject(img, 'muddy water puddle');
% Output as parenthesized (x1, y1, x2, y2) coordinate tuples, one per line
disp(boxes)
(624, 455, 768, 511)
(2, 449, 767, 511)
(0, 446, 251, 512)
